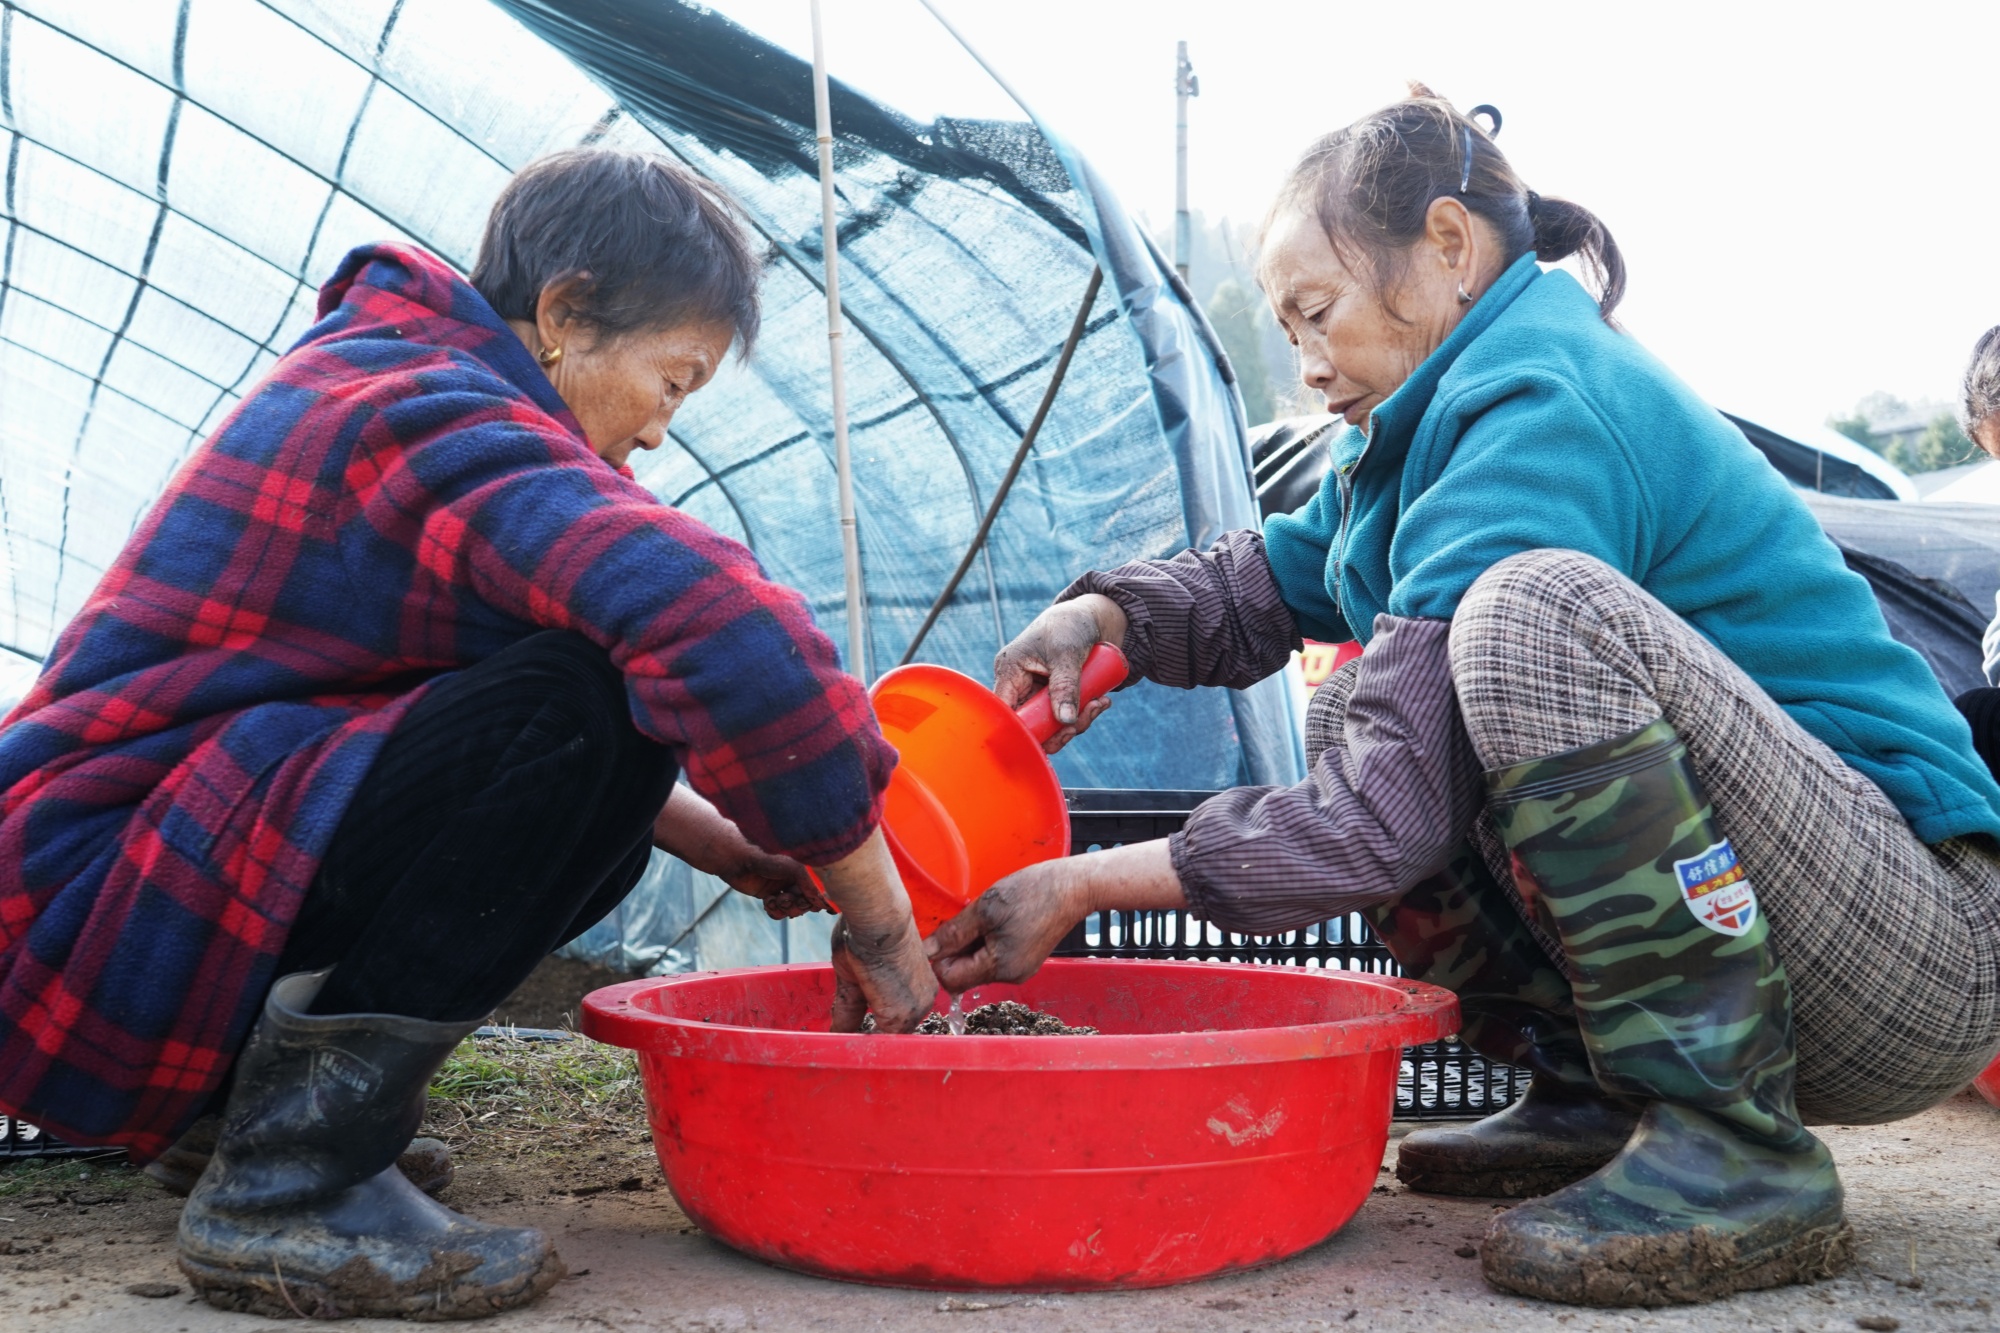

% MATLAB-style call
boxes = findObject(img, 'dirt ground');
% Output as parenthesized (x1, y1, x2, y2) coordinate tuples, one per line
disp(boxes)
(5, 1085, 1998, 1332)
(484, 955, 636, 1031)
(8, 961, 1999, 1330)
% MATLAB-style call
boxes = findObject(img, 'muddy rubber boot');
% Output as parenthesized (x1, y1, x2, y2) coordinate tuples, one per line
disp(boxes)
(147, 1115, 455, 1198)
(1397, 1069, 1641, 1199)
(1478, 719, 1853, 1307)
(178, 971, 564, 1319)
(1373, 846, 1642, 1197)
(144, 1113, 221, 1196)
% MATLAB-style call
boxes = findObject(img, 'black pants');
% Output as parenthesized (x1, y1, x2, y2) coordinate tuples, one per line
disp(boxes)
(274, 632, 678, 1022)
(1957, 687, 2000, 789)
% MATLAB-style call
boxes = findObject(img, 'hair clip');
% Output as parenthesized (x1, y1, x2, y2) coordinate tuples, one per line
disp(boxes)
(1459, 124, 1473, 193)
(1469, 104, 1503, 138)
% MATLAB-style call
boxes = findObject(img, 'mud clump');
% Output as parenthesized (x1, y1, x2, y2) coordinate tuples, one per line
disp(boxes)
(925, 1000, 1096, 1035)
(870, 1001, 1097, 1035)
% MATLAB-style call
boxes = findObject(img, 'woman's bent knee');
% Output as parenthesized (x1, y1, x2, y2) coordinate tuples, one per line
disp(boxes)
(1448, 550, 1662, 765)
(426, 631, 636, 752)
(1448, 549, 1627, 671)
(492, 630, 626, 707)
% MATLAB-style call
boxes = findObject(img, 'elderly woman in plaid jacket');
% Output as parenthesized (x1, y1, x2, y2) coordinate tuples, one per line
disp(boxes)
(931, 89, 2000, 1309)
(0, 150, 937, 1317)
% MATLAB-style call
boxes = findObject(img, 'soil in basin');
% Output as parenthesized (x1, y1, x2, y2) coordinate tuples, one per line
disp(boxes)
(868, 1000, 1098, 1035)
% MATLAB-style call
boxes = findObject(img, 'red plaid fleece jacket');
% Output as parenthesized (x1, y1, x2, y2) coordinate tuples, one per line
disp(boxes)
(0, 245, 895, 1157)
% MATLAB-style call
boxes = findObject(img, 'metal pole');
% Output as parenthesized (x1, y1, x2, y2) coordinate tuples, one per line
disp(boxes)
(810, 0, 868, 681)
(1174, 40, 1197, 284)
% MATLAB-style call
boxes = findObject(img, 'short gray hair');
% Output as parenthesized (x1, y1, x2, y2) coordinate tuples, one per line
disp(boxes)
(1962, 325, 2000, 438)
(469, 149, 760, 352)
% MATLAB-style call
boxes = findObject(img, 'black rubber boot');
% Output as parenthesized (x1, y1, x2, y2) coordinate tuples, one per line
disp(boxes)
(177, 971, 564, 1319)
(147, 1116, 455, 1199)
(1397, 1069, 1641, 1198)
(1372, 845, 1642, 1197)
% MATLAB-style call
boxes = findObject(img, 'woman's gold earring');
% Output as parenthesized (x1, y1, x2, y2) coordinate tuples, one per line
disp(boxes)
(537, 344, 563, 368)
(1457, 283, 1474, 305)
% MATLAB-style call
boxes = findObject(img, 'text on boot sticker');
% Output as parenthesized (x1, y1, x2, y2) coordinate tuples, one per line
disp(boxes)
(1673, 840, 1758, 937)
(307, 1047, 383, 1125)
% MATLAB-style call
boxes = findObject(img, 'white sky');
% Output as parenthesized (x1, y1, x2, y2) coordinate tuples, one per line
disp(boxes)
(718, 0, 2000, 437)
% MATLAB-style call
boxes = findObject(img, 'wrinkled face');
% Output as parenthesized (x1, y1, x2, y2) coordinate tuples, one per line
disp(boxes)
(536, 318, 735, 471)
(1260, 205, 1465, 430)
(1975, 413, 2000, 461)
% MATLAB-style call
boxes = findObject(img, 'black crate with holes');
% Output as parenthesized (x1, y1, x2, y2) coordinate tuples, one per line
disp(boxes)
(0, 1113, 102, 1161)
(1057, 788, 1526, 1120)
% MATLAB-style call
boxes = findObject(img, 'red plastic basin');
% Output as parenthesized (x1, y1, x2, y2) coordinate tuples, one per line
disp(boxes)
(582, 959, 1458, 1290)
(1975, 1050, 2000, 1109)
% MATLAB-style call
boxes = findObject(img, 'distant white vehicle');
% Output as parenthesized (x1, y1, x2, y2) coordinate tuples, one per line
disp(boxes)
(1925, 462, 2000, 506)
(1248, 411, 1922, 517)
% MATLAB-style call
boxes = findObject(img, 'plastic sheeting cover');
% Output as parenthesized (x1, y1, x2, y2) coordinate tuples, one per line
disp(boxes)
(1, 0, 1301, 972)
(1804, 494, 2000, 699)
(1723, 413, 1912, 502)
(0, 0, 1299, 793)
(488, 0, 1301, 792)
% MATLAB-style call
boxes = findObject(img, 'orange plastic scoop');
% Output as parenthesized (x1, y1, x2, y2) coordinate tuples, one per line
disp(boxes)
(868, 642, 1129, 935)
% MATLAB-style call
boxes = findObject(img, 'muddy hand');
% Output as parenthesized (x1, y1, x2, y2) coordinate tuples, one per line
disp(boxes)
(993, 594, 1126, 754)
(830, 914, 937, 1033)
(654, 785, 826, 918)
(926, 860, 1092, 991)
(699, 833, 825, 920)
(725, 849, 828, 920)
(816, 828, 933, 1032)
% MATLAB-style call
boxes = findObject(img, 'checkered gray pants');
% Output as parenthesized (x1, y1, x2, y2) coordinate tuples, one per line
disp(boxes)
(1437, 549, 2000, 1124)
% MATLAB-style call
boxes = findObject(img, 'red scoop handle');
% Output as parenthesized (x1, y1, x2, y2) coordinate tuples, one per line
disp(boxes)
(1014, 642, 1130, 745)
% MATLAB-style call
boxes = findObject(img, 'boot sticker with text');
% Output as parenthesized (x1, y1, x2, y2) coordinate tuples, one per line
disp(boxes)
(1673, 839, 1759, 936)
(308, 1047, 384, 1125)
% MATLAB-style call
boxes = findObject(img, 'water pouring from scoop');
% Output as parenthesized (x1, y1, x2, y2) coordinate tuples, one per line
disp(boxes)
(943, 991, 968, 1037)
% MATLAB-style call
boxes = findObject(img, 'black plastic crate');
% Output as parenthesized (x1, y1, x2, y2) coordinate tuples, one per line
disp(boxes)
(0, 1114, 103, 1161)
(1059, 788, 1526, 1120)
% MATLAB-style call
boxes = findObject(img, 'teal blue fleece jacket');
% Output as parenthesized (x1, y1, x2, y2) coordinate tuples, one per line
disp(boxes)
(1263, 252, 2000, 844)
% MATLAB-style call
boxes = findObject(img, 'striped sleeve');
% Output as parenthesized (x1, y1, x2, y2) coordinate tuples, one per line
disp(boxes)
(1058, 528, 1301, 690)
(1167, 615, 1481, 932)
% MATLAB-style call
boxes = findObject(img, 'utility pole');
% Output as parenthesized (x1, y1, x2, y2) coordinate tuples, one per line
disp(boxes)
(1174, 40, 1198, 285)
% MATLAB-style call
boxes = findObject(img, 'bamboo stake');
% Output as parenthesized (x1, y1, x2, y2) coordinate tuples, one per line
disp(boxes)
(809, 0, 868, 681)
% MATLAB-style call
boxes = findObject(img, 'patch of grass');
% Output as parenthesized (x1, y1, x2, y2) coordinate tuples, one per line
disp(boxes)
(1, 1037, 650, 1206)
(0, 1153, 140, 1201)
(424, 1034, 648, 1166)
(0, 1038, 651, 1213)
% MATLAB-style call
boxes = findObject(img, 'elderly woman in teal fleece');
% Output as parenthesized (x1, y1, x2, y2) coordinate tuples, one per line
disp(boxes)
(927, 86, 2000, 1309)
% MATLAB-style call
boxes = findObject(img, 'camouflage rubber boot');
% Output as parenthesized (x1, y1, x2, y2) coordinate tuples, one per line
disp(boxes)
(1478, 719, 1853, 1306)
(1379, 846, 1641, 1198)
